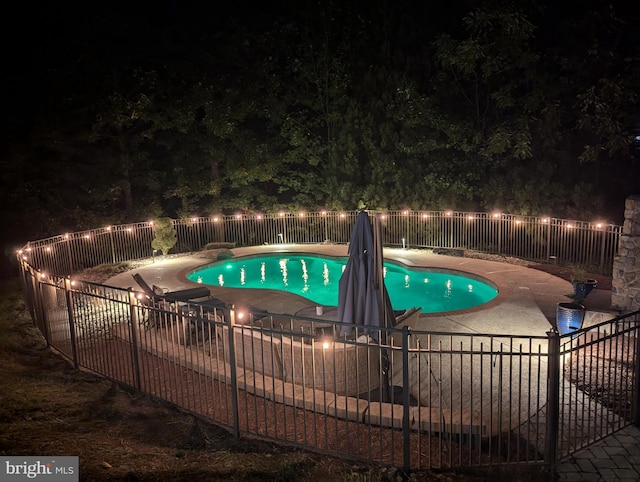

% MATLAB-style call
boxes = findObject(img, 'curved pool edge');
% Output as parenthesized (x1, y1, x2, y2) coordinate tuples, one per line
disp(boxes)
(182, 247, 503, 316)
(176, 244, 515, 320)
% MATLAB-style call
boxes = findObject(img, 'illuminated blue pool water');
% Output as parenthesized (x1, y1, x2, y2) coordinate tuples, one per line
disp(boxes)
(187, 253, 498, 313)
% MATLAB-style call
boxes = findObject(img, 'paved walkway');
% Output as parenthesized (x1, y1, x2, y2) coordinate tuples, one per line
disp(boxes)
(106, 244, 637, 480)
(555, 425, 640, 481)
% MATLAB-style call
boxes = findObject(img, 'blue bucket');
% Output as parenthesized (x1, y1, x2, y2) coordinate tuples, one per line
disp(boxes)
(556, 302, 585, 336)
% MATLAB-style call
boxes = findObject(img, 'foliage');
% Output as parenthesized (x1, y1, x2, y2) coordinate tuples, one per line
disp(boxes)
(75, 263, 133, 283)
(203, 242, 236, 250)
(565, 266, 598, 303)
(151, 217, 177, 256)
(4, 1, 640, 245)
(216, 249, 235, 260)
(569, 267, 589, 285)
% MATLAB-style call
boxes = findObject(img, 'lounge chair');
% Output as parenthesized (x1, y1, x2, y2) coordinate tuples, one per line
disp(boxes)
(394, 307, 422, 328)
(132, 272, 211, 302)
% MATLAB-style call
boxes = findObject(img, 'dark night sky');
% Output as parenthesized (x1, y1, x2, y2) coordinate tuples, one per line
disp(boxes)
(4, 0, 636, 136)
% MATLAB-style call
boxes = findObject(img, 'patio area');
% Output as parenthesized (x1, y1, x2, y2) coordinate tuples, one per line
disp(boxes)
(106, 243, 617, 336)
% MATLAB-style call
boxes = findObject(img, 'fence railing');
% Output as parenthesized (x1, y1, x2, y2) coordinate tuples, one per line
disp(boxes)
(17, 211, 621, 277)
(15, 211, 638, 471)
(17, 261, 640, 471)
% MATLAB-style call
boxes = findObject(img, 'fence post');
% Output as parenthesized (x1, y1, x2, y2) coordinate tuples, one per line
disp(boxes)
(401, 327, 411, 474)
(19, 262, 37, 327)
(63, 278, 79, 369)
(128, 291, 142, 390)
(108, 228, 116, 264)
(34, 274, 51, 346)
(544, 329, 561, 465)
(546, 218, 551, 263)
(64, 236, 74, 276)
(227, 307, 241, 439)
(633, 316, 640, 427)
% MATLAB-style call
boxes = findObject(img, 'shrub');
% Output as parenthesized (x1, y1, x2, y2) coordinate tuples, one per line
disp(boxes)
(204, 242, 236, 250)
(216, 249, 234, 260)
(151, 218, 177, 256)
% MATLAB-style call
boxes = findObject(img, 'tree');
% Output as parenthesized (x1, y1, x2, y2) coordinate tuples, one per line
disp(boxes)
(151, 217, 177, 256)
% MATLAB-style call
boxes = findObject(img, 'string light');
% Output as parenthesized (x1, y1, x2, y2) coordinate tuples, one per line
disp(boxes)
(17, 211, 619, 289)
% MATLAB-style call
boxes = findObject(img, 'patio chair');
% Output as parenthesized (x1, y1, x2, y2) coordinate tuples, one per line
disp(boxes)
(133, 272, 222, 332)
(132, 272, 211, 302)
(394, 307, 422, 328)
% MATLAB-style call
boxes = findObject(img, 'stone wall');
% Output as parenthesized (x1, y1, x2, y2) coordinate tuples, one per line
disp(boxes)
(611, 195, 640, 312)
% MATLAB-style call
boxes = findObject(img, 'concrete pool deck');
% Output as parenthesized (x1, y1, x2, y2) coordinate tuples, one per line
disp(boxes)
(106, 243, 617, 336)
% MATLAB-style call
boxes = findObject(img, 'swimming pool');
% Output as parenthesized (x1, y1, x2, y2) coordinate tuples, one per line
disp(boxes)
(187, 253, 498, 313)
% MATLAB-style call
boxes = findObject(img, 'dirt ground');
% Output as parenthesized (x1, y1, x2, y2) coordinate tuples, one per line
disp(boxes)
(1, 278, 558, 481)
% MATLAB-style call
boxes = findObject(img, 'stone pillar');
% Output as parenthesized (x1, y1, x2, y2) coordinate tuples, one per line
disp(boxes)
(611, 195, 640, 312)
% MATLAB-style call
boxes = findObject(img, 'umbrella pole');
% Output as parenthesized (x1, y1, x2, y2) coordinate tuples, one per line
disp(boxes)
(374, 215, 391, 403)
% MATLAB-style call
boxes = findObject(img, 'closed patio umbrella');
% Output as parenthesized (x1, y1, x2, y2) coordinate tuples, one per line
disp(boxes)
(337, 211, 394, 400)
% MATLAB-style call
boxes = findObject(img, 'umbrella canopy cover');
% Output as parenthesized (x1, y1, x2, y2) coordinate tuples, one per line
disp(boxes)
(337, 211, 394, 339)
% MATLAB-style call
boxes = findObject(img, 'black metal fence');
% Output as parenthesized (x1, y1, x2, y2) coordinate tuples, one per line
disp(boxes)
(18, 211, 621, 278)
(17, 261, 640, 471)
(15, 211, 638, 470)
